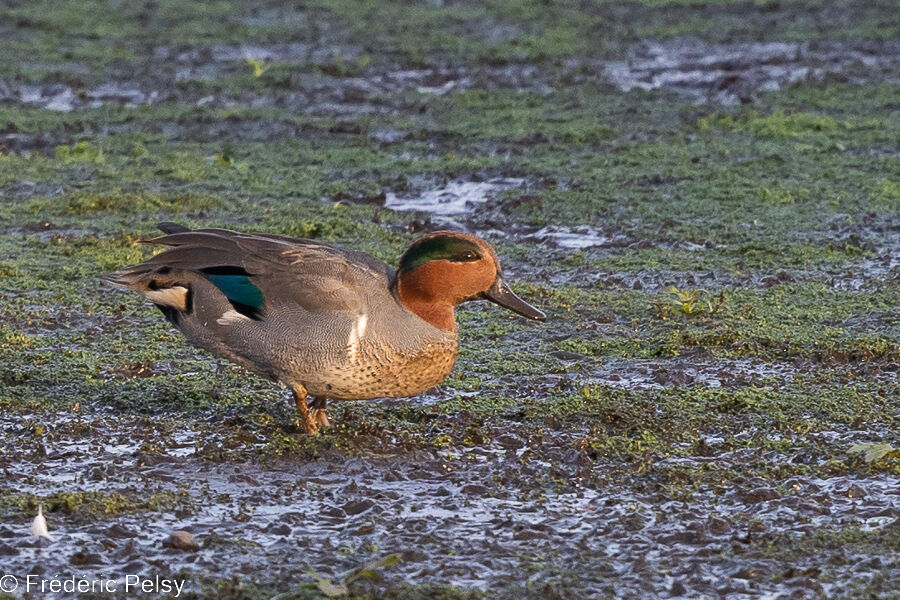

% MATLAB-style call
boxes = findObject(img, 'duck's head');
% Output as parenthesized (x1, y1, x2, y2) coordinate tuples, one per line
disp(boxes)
(395, 231, 546, 332)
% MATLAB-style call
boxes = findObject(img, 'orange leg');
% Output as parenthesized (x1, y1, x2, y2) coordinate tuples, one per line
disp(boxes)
(292, 386, 318, 435)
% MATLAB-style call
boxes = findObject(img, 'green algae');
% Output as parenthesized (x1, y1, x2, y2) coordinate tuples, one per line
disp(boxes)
(0, 490, 186, 518)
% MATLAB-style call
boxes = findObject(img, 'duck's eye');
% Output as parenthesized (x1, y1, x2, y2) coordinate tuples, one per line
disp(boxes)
(453, 250, 480, 262)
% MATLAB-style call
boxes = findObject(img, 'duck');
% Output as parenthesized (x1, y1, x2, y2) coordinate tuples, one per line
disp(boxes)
(107, 223, 546, 433)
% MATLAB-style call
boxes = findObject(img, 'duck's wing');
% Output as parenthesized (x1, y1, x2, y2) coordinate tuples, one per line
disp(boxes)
(107, 224, 394, 321)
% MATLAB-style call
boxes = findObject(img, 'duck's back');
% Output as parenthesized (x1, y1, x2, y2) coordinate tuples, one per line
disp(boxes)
(108, 226, 458, 399)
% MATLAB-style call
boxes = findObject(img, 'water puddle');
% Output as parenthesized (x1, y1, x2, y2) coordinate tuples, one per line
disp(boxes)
(86, 82, 159, 107)
(384, 178, 523, 215)
(385, 69, 472, 96)
(19, 84, 77, 112)
(603, 40, 900, 104)
(19, 82, 158, 112)
(528, 225, 617, 249)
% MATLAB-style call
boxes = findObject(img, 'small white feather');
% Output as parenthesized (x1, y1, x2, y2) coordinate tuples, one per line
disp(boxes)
(31, 504, 53, 540)
(356, 314, 368, 339)
(346, 313, 368, 361)
(217, 309, 251, 326)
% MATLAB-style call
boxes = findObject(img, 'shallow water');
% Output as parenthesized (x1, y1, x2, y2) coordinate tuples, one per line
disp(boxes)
(603, 39, 899, 104)
(528, 226, 615, 249)
(384, 179, 523, 216)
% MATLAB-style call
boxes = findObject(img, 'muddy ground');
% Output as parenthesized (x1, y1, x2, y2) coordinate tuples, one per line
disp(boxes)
(0, 1, 899, 599)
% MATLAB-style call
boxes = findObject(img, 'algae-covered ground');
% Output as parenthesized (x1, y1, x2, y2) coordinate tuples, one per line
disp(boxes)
(1, 1, 899, 598)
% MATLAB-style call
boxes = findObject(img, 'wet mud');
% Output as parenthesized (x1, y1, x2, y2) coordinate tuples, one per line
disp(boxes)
(3, 405, 899, 598)
(9, 38, 897, 116)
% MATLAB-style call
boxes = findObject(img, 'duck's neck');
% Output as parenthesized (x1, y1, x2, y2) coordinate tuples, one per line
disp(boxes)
(400, 295, 457, 332)
(396, 270, 458, 333)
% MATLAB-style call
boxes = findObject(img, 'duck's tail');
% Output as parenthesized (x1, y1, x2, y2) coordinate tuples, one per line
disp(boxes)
(103, 222, 195, 312)
(104, 265, 193, 313)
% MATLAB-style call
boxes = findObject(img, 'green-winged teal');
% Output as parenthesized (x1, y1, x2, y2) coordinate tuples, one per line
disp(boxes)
(108, 223, 546, 433)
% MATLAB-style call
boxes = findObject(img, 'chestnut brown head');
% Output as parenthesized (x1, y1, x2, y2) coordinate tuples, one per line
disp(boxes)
(395, 231, 545, 331)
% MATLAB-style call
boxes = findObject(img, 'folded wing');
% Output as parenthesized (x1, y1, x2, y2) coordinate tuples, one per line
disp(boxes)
(106, 224, 394, 322)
